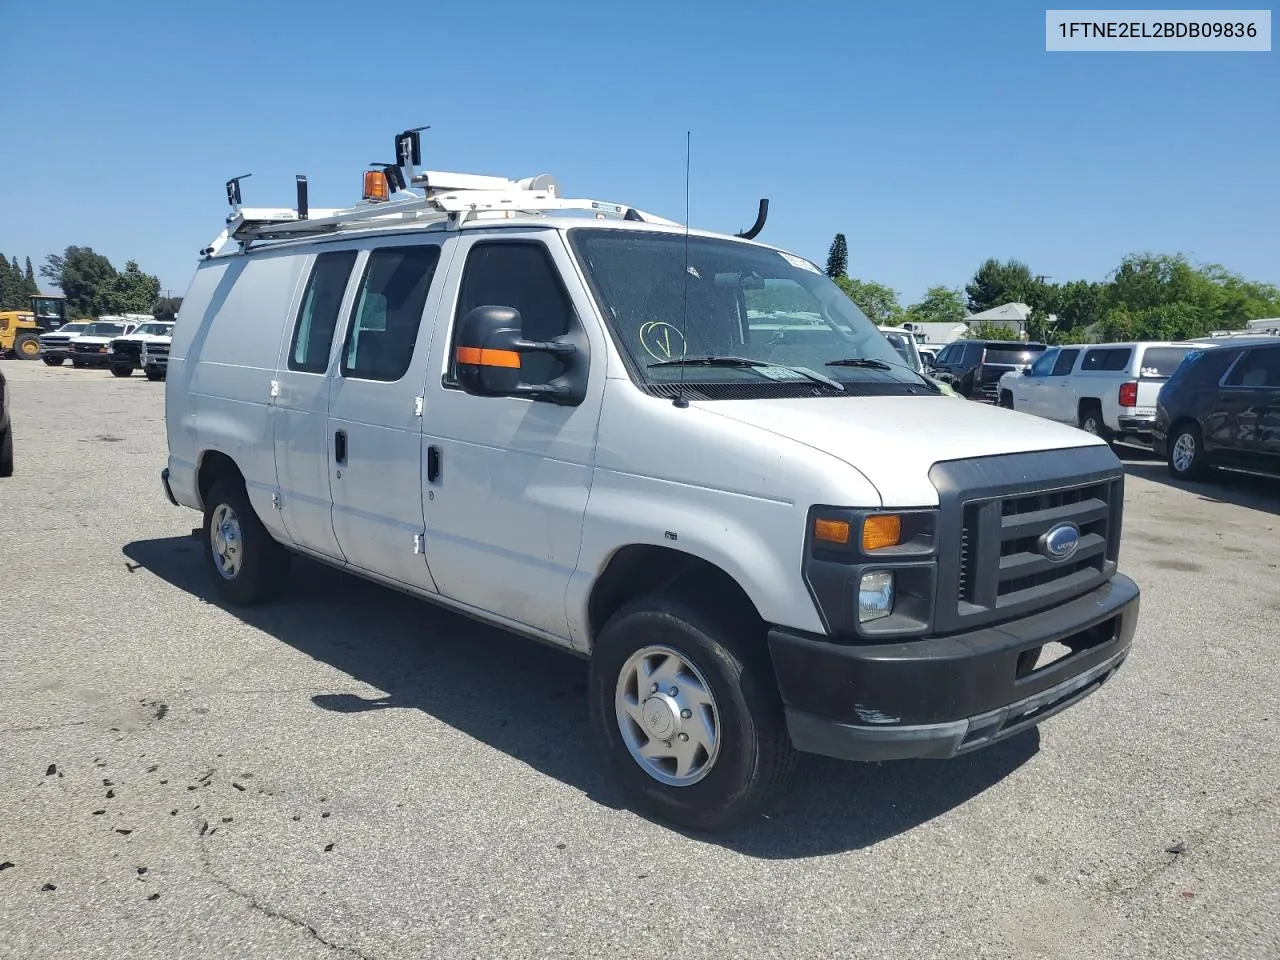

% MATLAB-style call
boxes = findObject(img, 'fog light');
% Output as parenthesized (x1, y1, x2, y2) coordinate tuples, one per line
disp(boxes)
(858, 571, 894, 622)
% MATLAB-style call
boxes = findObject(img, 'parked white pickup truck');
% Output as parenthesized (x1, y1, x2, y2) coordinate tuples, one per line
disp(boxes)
(998, 341, 1201, 446)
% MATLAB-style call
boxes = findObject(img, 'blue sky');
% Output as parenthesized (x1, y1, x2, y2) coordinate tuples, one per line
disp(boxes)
(3, 1, 1276, 304)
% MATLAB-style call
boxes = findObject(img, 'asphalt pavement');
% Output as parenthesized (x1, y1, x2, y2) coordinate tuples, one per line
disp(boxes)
(1, 360, 1276, 959)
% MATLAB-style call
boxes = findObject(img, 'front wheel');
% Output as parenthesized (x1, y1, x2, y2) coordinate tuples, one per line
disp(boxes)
(110, 364, 133, 378)
(999, 390, 1014, 409)
(1168, 422, 1209, 480)
(588, 596, 798, 831)
(14, 333, 41, 360)
(145, 367, 165, 382)
(43, 356, 63, 367)
(202, 478, 291, 605)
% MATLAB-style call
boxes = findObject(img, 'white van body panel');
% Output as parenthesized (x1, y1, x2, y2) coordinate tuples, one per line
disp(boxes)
(696, 395, 1107, 507)
(169, 253, 305, 537)
(568, 380, 879, 644)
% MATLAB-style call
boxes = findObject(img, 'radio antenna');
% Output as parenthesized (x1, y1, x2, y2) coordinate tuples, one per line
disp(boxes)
(673, 130, 692, 409)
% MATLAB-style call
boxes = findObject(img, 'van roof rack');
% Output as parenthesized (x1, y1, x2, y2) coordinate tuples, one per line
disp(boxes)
(201, 127, 686, 259)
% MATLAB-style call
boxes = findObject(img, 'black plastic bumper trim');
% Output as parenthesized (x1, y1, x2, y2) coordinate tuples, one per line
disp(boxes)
(768, 573, 1139, 730)
(785, 646, 1128, 761)
(160, 468, 178, 507)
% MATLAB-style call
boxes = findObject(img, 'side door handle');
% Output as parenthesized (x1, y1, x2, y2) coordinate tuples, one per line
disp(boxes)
(334, 429, 347, 465)
(426, 445, 441, 483)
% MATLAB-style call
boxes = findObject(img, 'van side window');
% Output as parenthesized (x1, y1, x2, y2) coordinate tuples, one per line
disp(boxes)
(289, 251, 357, 373)
(341, 245, 441, 382)
(448, 242, 574, 385)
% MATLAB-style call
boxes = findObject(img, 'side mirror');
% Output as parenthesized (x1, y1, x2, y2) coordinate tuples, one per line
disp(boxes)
(454, 305, 588, 406)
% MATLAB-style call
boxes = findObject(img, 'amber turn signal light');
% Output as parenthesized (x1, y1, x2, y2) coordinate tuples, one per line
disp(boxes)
(862, 514, 902, 551)
(813, 518, 851, 545)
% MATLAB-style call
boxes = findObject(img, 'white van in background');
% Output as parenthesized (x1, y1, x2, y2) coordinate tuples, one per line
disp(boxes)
(161, 135, 1139, 830)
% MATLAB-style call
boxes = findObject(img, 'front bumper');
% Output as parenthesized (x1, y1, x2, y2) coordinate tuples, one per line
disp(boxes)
(769, 574, 1139, 761)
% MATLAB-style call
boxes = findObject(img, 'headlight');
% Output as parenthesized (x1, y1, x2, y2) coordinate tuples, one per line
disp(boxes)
(858, 572, 894, 622)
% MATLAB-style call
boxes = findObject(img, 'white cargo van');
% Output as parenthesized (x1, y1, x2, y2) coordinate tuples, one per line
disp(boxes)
(161, 134, 1139, 829)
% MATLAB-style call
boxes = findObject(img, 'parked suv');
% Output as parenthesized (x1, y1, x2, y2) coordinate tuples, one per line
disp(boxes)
(108, 321, 175, 377)
(37, 321, 92, 366)
(932, 339, 1047, 401)
(161, 152, 1139, 830)
(1153, 337, 1280, 480)
(998, 341, 1200, 446)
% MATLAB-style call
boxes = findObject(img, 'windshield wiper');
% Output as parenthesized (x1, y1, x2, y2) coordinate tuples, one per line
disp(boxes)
(824, 357, 892, 370)
(825, 355, 943, 392)
(649, 355, 843, 391)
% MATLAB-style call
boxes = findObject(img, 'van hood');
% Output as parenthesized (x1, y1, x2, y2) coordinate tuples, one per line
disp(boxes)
(694, 395, 1108, 507)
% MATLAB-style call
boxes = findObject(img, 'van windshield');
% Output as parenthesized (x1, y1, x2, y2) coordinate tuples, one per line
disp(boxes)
(569, 229, 927, 395)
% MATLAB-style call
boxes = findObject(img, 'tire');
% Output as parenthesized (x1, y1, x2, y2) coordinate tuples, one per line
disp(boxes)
(588, 594, 798, 831)
(145, 368, 165, 382)
(0, 426, 12, 477)
(110, 364, 133, 378)
(42, 356, 63, 366)
(201, 477, 290, 605)
(1078, 403, 1109, 441)
(1168, 421, 1210, 481)
(999, 390, 1014, 409)
(14, 333, 40, 360)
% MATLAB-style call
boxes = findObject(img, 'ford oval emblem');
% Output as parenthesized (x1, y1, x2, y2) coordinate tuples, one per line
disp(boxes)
(1040, 523, 1080, 562)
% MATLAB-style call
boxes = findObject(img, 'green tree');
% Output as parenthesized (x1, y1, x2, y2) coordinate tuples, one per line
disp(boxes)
(0, 253, 20, 309)
(826, 233, 848, 279)
(24, 257, 35, 286)
(965, 258, 1036, 313)
(967, 320, 1020, 341)
(42, 246, 118, 316)
(834, 275, 902, 325)
(903, 285, 966, 326)
(1053, 279, 1104, 333)
(152, 296, 184, 322)
(104, 260, 161, 314)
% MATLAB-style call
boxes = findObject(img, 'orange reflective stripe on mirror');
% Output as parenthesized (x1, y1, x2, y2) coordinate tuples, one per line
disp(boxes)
(456, 345, 521, 368)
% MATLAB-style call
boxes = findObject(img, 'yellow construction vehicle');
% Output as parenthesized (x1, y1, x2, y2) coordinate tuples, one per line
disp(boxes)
(0, 295, 72, 359)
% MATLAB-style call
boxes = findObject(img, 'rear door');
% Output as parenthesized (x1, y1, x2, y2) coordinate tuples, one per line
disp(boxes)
(1216, 345, 1280, 469)
(273, 249, 358, 561)
(325, 239, 451, 593)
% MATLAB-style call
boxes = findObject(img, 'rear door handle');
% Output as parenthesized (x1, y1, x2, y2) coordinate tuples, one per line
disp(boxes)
(334, 430, 347, 465)
(426, 445, 441, 482)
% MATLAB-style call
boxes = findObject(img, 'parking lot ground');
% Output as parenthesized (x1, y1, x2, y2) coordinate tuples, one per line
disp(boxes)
(0, 360, 1277, 960)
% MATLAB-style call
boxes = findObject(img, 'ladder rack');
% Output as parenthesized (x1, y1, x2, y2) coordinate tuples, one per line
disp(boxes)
(202, 127, 767, 259)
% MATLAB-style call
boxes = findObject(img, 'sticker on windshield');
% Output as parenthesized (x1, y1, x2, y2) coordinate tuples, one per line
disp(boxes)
(752, 365, 810, 381)
(778, 252, 821, 274)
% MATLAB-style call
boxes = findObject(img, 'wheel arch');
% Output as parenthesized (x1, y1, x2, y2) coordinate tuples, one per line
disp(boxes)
(196, 449, 245, 509)
(586, 545, 763, 653)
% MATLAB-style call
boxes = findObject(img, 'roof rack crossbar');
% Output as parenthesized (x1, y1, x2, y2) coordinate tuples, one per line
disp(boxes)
(204, 172, 681, 258)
